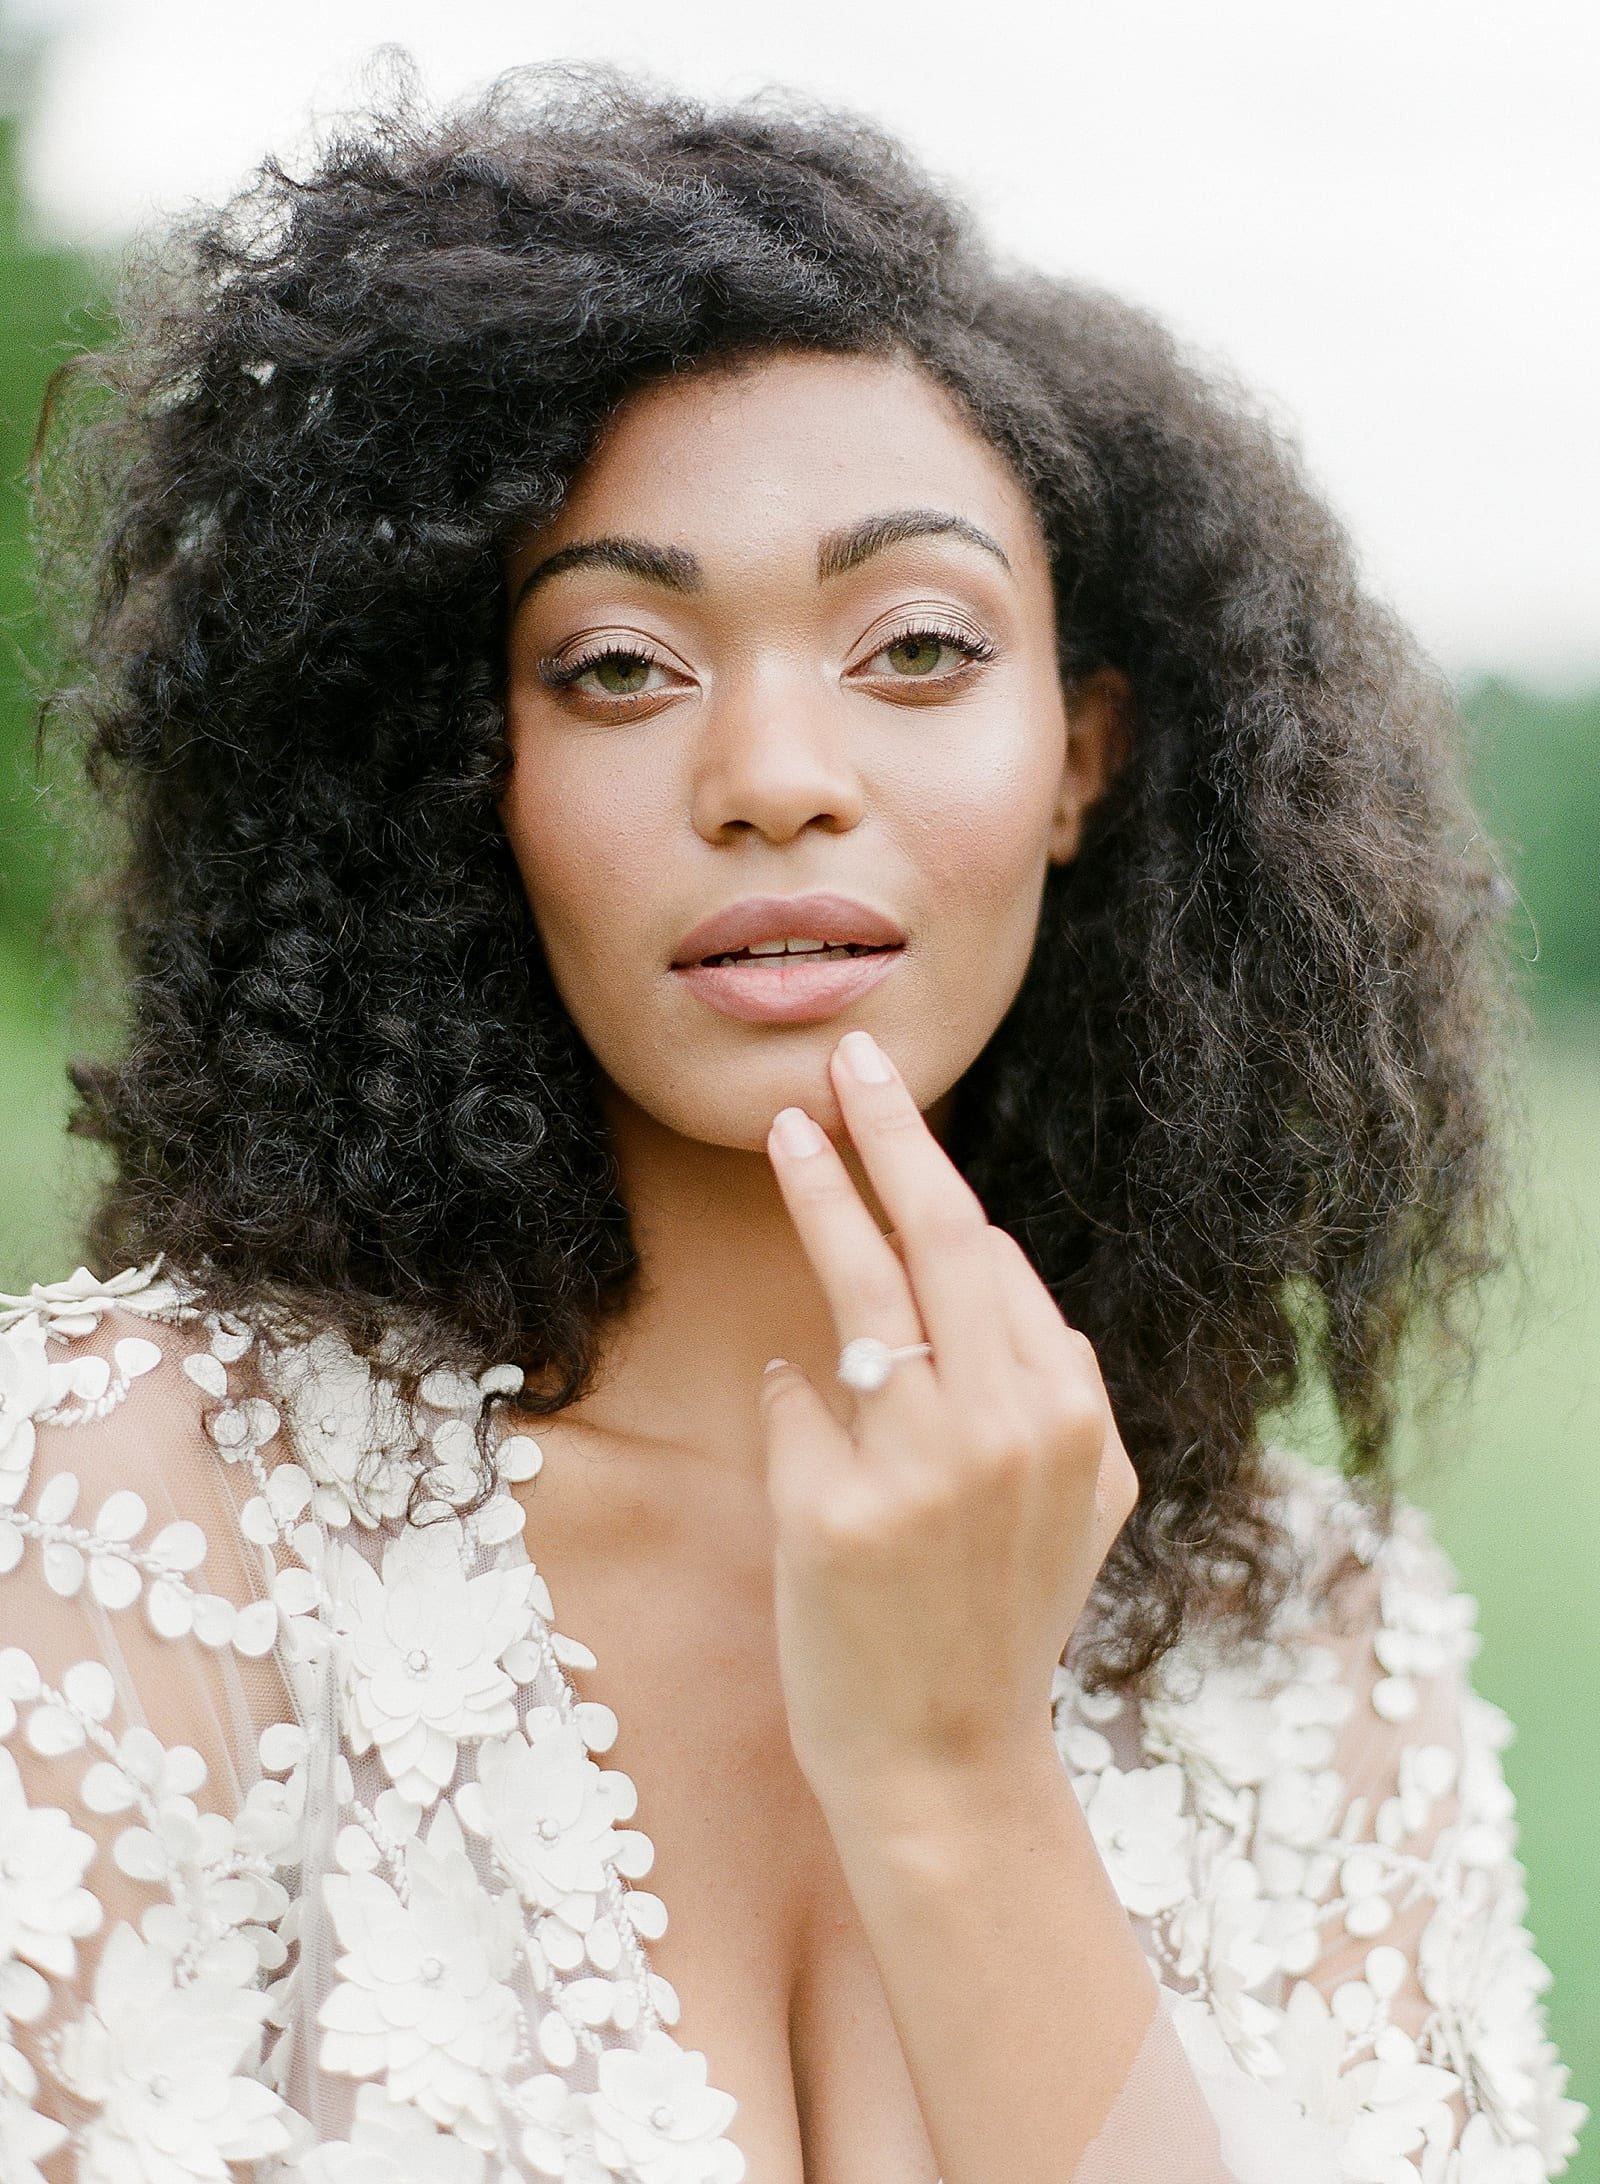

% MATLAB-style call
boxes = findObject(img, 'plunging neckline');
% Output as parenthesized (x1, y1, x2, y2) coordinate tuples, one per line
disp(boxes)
(502, 1481, 672, 2017)
(480, 1423, 755, 2171)
(478, 1415, 977, 2184)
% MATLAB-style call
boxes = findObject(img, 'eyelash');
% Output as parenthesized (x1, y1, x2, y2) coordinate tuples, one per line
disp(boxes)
(536, 642, 652, 692)
(537, 620, 997, 698)
(864, 619, 997, 674)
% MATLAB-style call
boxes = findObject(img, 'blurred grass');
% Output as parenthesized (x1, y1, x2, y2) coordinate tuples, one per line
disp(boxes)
(1417, 1019, 1600, 2172)
(0, 934, 107, 1282)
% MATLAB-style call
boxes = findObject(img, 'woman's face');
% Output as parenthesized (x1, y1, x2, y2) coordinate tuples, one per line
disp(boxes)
(500, 349, 1124, 1150)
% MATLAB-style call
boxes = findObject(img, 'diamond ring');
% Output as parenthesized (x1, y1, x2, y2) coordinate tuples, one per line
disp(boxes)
(836, 1337, 934, 1394)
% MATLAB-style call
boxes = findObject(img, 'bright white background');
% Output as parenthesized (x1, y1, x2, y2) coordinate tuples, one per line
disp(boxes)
(12, 0, 1599, 684)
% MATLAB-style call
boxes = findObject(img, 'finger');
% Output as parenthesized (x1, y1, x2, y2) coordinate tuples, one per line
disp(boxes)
(765, 1104, 930, 1368)
(758, 1358, 857, 1526)
(986, 1228, 1085, 1374)
(827, 1031, 1010, 1393)
(983, 1235, 1137, 1536)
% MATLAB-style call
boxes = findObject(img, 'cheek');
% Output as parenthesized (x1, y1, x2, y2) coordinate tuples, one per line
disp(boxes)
(894, 706, 1065, 944)
(499, 739, 662, 967)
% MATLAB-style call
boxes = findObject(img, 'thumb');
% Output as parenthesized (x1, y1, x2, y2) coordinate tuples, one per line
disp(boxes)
(758, 1358, 848, 1527)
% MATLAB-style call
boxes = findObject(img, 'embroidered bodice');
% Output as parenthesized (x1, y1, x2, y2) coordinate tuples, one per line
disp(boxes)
(0, 1263, 1586, 2181)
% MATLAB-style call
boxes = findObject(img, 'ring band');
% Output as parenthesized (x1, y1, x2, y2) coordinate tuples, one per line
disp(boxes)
(836, 1336, 934, 1393)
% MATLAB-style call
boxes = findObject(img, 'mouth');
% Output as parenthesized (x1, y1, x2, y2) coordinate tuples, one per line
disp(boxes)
(673, 946, 905, 1025)
(670, 894, 907, 1025)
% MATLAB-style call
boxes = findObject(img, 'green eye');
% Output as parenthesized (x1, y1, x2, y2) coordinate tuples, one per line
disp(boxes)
(590, 653, 652, 695)
(884, 636, 947, 676)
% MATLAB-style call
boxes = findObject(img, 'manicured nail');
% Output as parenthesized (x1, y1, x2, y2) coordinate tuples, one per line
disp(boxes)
(772, 1106, 827, 1157)
(764, 1357, 790, 1374)
(838, 1030, 893, 1084)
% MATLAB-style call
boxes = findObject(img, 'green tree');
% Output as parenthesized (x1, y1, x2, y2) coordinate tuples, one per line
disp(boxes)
(1464, 678, 1600, 1009)
(0, 16, 110, 959)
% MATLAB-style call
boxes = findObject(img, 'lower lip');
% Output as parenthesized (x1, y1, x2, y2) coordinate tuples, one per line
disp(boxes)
(673, 948, 904, 1024)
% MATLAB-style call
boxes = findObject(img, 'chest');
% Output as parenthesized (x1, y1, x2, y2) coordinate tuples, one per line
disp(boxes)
(515, 1450, 942, 2184)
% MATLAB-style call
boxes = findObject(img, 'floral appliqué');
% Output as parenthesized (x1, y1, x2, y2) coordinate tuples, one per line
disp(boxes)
(0, 1261, 1586, 2181)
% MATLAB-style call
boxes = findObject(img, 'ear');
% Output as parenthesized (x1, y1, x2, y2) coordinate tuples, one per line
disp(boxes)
(1047, 666, 1133, 866)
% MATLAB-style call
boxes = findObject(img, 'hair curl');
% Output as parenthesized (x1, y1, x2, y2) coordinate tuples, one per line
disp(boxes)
(42, 66, 1513, 1687)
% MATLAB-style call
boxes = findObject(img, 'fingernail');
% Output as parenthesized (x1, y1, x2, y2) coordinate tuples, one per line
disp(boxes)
(772, 1106, 826, 1158)
(838, 1030, 893, 1084)
(764, 1357, 790, 1374)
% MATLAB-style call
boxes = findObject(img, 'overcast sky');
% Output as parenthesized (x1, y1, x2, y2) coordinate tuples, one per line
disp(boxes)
(11, 0, 1599, 685)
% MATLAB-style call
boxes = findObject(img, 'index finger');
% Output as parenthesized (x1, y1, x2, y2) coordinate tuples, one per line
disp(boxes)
(827, 1030, 1012, 1396)
(764, 1101, 931, 1381)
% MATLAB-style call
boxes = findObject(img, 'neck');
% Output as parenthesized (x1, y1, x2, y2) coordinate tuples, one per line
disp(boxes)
(553, 1079, 950, 1476)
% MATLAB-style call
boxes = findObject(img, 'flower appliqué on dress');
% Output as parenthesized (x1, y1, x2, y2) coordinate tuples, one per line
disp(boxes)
(326, 1520, 540, 1804)
(0, 1261, 1585, 2183)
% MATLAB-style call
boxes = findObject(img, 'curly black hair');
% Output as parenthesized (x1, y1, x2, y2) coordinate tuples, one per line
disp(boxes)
(41, 66, 1512, 1687)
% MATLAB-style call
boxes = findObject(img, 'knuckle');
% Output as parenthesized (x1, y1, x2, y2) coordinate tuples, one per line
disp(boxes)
(900, 1467, 963, 1523)
(987, 1225, 1032, 1269)
(1042, 1384, 1103, 1445)
(917, 1199, 988, 1254)
(1060, 1325, 1100, 1370)
(792, 1162, 851, 1209)
(852, 1266, 911, 1322)
(869, 1096, 925, 1137)
(811, 1486, 901, 1558)
(969, 1417, 1036, 1476)
(807, 1501, 866, 1557)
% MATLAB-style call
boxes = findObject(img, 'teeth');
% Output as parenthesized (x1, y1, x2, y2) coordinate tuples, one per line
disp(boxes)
(703, 941, 882, 966)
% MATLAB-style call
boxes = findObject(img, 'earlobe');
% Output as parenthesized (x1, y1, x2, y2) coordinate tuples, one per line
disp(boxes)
(1048, 667, 1133, 866)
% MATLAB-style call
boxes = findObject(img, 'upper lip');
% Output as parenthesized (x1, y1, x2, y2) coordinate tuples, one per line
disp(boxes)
(672, 892, 907, 966)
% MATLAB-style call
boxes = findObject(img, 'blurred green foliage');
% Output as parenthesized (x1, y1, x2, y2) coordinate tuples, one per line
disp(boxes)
(0, 40, 115, 960)
(1462, 678, 1600, 1007)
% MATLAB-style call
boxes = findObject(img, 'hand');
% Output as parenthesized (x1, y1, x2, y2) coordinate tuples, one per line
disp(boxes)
(759, 1027, 1138, 1820)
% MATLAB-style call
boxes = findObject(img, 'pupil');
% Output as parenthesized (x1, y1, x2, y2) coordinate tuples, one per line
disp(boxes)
(596, 655, 649, 694)
(890, 638, 942, 675)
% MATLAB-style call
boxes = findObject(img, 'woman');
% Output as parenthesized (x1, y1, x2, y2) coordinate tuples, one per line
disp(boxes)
(0, 72, 1585, 2183)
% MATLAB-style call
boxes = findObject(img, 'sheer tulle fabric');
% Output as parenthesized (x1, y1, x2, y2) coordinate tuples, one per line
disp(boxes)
(0, 1266, 1585, 2182)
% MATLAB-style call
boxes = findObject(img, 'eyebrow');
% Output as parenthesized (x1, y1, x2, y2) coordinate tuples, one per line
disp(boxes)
(510, 536, 700, 614)
(509, 506, 1012, 616)
(816, 508, 1013, 582)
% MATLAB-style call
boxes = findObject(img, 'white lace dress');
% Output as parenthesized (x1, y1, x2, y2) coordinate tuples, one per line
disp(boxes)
(0, 1263, 1586, 2183)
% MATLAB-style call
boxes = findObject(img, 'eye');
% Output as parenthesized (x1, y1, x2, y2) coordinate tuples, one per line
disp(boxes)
(538, 644, 684, 704)
(857, 623, 995, 684)
(583, 652, 655, 696)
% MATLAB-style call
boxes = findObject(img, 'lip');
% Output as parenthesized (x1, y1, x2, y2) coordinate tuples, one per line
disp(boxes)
(671, 891, 907, 966)
(675, 949, 903, 1025)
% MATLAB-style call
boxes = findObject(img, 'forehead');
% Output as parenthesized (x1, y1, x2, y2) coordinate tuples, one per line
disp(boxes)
(517, 349, 1048, 575)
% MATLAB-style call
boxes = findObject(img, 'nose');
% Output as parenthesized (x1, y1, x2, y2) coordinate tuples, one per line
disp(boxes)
(688, 657, 866, 845)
